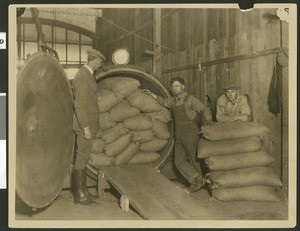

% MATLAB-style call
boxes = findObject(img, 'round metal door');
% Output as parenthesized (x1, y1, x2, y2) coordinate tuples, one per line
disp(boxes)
(16, 52, 75, 209)
(94, 65, 175, 169)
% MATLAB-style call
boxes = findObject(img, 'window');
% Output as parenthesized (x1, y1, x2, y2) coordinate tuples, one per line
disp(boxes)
(17, 20, 93, 79)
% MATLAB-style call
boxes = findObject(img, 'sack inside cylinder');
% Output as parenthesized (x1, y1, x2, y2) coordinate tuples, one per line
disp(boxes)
(89, 75, 173, 167)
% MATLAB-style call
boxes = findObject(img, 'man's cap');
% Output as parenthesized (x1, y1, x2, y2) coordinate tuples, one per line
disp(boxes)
(87, 49, 106, 62)
(222, 84, 239, 90)
(170, 77, 185, 85)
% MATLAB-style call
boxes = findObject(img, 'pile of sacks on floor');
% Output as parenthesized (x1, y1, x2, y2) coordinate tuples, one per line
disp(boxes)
(88, 77, 171, 167)
(198, 122, 282, 202)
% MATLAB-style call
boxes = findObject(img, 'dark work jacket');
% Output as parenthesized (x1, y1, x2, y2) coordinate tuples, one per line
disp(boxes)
(267, 61, 282, 115)
(72, 66, 99, 132)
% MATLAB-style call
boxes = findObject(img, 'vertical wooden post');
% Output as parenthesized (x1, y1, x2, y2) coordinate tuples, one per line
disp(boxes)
(65, 28, 68, 64)
(120, 195, 130, 212)
(17, 18, 21, 61)
(153, 8, 161, 76)
(281, 20, 289, 201)
(134, 9, 139, 64)
(97, 170, 106, 198)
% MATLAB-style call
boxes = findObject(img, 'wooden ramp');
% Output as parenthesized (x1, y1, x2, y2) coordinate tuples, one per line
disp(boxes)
(100, 164, 211, 220)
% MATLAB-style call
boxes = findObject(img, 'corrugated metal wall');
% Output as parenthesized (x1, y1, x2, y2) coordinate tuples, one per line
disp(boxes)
(96, 7, 289, 193)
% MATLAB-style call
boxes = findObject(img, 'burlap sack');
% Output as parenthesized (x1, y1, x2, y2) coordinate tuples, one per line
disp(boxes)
(88, 153, 114, 167)
(109, 100, 140, 122)
(114, 142, 140, 165)
(205, 150, 275, 171)
(211, 186, 281, 202)
(152, 119, 171, 140)
(99, 77, 141, 97)
(145, 107, 171, 123)
(123, 114, 154, 131)
(92, 138, 105, 153)
(99, 112, 116, 130)
(126, 89, 162, 112)
(198, 137, 261, 158)
(105, 133, 132, 157)
(201, 122, 270, 141)
(101, 123, 129, 144)
(131, 130, 155, 143)
(97, 88, 123, 113)
(140, 139, 168, 152)
(128, 151, 160, 165)
(207, 167, 283, 189)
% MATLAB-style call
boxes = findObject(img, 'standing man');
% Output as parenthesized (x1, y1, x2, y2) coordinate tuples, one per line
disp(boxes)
(145, 77, 212, 191)
(73, 49, 106, 205)
(216, 85, 251, 122)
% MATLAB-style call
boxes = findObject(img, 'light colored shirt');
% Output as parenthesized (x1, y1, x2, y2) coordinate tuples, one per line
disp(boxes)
(216, 94, 251, 122)
(157, 91, 212, 122)
(84, 64, 94, 75)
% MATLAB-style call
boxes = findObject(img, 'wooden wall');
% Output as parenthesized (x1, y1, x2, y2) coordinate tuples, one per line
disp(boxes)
(96, 8, 153, 65)
(96, 8, 289, 193)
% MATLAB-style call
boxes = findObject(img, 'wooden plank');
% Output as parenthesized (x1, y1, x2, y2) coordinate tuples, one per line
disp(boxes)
(281, 20, 288, 199)
(202, 9, 208, 45)
(208, 9, 218, 41)
(178, 9, 185, 51)
(128, 166, 191, 219)
(153, 8, 162, 75)
(224, 9, 230, 39)
(102, 165, 178, 220)
(102, 165, 214, 220)
(239, 31, 250, 94)
(241, 10, 249, 34)
(161, 9, 169, 55)
(228, 8, 237, 37)
(251, 55, 260, 123)
(169, 11, 179, 52)
(132, 165, 214, 219)
(218, 9, 225, 40)
(209, 39, 217, 102)
(246, 28, 255, 119)
(236, 9, 243, 35)
(190, 9, 201, 46)
(185, 10, 190, 50)
(215, 39, 221, 95)
(250, 8, 261, 29)
(218, 38, 228, 96)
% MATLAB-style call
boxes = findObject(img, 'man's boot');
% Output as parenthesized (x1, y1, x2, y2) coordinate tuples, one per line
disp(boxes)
(190, 175, 206, 192)
(74, 169, 98, 205)
(83, 168, 99, 200)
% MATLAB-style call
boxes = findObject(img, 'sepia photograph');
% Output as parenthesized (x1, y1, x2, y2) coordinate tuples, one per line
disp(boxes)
(8, 4, 297, 228)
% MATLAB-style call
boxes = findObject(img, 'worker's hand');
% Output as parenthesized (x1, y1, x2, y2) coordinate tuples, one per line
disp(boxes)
(95, 130, 102, 139)
(142, 89, 152, 95)
(83, 127, 92, 140)
(142, 89, 157, 99)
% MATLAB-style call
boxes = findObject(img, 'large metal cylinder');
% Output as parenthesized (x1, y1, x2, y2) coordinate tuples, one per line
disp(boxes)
(16, 52, 74, 209)
(16, 57, 175, 210)
(94, 65, 175, 169)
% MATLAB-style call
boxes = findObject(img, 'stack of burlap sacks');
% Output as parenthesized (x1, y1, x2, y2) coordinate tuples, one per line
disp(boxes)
(89, 77, 171, 167)
(198, 122, 282, 202)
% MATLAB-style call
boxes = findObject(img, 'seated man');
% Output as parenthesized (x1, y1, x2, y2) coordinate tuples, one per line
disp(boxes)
(216, 85, 251, 122)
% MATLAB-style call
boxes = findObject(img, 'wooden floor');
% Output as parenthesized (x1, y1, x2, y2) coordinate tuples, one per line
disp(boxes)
(14, 165, 289, 227)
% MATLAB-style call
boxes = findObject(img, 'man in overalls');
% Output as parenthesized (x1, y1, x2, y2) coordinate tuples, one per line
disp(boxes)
(145, 77, 212, 191)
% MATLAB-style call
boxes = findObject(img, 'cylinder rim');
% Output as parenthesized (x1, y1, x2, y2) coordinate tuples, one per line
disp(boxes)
(94, 65, 175, 169)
